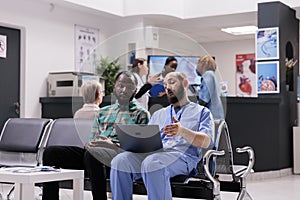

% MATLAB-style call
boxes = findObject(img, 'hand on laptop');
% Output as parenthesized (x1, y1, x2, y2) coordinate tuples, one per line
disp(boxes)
(85, 135, 119, 149)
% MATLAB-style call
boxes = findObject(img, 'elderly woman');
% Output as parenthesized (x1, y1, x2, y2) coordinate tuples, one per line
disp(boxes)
(74, 80, 103, 119)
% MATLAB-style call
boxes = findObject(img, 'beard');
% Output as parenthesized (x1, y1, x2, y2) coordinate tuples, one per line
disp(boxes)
(167, 83, 185, 104)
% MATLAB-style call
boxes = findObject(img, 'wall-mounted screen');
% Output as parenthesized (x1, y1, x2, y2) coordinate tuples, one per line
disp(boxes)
(148, 55, 199, 84)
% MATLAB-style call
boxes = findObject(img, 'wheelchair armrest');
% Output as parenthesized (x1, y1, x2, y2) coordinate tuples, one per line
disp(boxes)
(236, 146, 255, 178)
(203, 149, 224, 196)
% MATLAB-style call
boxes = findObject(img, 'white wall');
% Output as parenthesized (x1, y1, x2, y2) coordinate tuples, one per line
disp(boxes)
(147, 27, 255, 96)
(0, 0, 279, 117)
(0, 0, 115, 117)
(62, 0, 300, 19)
(63, 0, 124, 16)
(157, 28, 208, 56)
(96, 17, 146, 68)
(0, 0, 151, 118)
(124, 0, 184, 17)
(202, 39, 255, 96)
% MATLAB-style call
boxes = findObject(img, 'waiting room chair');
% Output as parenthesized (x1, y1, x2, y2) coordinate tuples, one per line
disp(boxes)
(127, 119, 254, 200)
(43, 118, 94, 190)
(204, 120, 255, 200)
(169, 119, 227, 199)
(126, 119, 225, 199)
(45, 118, 93, 149)
(0, 118, 52, 200)
(0, 118, 52, 167)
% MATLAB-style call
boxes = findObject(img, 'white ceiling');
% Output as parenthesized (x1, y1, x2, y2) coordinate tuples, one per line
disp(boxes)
(50, 0, 300, 44)
(142, 12, 258, 44)
(141, 6, 300, 44)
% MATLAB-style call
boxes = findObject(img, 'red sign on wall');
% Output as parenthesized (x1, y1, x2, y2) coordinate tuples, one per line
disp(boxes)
(235, 53, 257, 97)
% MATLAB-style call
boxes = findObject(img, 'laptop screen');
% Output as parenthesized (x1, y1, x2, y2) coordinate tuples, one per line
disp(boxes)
(116, 124, 163, 153)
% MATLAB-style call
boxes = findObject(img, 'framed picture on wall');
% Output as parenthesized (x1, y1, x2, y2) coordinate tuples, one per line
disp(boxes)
(256, 61, 279, 94)
(255, 27, 279, 60)
(75, 24, 100, 73)
(235, 53, 257, 97)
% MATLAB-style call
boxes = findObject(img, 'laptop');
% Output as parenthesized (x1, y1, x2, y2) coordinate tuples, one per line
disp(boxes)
(116, 124, 163, 153)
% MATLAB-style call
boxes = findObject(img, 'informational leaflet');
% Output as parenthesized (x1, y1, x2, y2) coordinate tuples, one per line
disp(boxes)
(75, 24, 100, 73)
(1, 166, 60, 173)
(0, 35, 7, 58)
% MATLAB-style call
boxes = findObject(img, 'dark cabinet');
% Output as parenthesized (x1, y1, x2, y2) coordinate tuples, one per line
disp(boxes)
(39, 96, 113, 119)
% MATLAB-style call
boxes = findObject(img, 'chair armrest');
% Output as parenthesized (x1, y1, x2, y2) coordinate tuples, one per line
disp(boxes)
(203, 149, 224, 198)
(236, 146, 255, 178)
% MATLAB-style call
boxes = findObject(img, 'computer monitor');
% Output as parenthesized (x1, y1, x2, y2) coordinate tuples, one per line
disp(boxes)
(148, 55, 199, 84)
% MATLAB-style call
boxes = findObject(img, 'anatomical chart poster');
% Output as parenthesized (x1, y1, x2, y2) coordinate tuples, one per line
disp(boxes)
(256, 61, 279, 94)
(0, 35, 7, 58)
(75, 24, 99, 73)
(236, 53, 257, 97)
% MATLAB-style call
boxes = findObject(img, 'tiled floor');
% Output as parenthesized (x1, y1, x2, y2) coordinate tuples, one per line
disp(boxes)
(63, 174, 300, 200)
(1, 174, 300, 199)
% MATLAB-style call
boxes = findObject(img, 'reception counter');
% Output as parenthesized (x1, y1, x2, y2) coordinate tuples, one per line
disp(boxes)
(224, 96, 292, 172)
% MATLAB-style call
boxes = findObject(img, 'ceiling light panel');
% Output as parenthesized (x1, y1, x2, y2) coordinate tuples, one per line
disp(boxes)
(221, 25, 258, 35)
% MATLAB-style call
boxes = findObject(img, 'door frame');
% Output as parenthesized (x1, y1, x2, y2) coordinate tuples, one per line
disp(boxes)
(0, 22, 25, 117)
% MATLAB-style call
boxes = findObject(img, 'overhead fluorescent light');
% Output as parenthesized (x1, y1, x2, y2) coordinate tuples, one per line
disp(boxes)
(221, 25, 258, 35)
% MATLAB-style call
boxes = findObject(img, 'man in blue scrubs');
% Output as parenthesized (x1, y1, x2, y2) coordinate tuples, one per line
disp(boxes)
(110, 72, 214, 200)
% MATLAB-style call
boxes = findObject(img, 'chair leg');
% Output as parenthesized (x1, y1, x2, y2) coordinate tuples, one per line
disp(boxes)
(213, 180, 222, 200)
(237, 188, 253, 200)
(237, 177, 252, 200)
(236, 175, 253, 200)
(35, 186, 43, 200)
(213, 194, 222, 200)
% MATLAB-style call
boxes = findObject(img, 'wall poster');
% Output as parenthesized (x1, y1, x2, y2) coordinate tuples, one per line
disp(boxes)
(0, 35, 7, 58)
(236, 53, 257, 97)
(75, 24, 99, 73)
(256, 61, 280, 94)
(255, 27, 279, 60)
